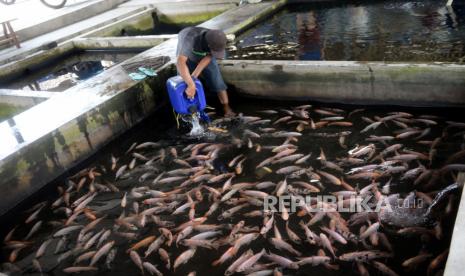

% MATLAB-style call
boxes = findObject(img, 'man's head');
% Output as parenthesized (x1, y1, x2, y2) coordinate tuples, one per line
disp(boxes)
(205, 29, 227, 59)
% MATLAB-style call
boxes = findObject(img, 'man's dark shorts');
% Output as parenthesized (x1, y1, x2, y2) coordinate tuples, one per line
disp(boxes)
(185, 57, 227, 94)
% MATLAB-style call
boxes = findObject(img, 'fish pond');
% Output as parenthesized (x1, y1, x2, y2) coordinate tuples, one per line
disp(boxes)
(228, 0, 465, 62)
(0, 98, 464, 276)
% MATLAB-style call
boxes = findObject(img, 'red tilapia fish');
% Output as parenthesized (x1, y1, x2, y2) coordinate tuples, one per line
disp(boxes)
(2, 104, 462, 276)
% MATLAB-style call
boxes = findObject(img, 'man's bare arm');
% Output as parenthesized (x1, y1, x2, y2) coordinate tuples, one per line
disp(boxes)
(177, 55, 196, 98)
(191, 56, 212, 78)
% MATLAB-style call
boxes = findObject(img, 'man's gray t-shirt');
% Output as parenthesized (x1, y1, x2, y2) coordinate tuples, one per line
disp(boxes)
(176, 27, 209, 63)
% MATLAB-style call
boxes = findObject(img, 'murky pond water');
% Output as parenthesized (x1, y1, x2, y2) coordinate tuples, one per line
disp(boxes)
(1, 50, 142, 92)
(0, 98, 464, 276)
(229, 0, 465, 62)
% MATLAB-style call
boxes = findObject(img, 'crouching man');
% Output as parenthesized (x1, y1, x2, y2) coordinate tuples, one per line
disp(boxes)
(176, 27, 235, 117)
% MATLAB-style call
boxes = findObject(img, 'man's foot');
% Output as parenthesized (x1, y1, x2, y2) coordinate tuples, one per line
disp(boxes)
(223, 104, 236, 118)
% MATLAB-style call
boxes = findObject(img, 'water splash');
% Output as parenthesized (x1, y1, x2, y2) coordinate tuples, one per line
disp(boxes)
(188, 113, 205, 136)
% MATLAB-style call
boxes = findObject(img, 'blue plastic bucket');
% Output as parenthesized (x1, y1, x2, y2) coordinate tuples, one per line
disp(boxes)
(166, 76, 207, 115)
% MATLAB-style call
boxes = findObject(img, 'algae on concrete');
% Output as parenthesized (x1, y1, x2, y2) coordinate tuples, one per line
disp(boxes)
(100, 9, 227, 36)
(158, 10, 225, 26)
(0, 103, 27, 122)
(111, 14, 156, 36)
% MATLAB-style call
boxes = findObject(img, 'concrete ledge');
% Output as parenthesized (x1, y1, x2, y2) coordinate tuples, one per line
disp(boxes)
(0, 41, 75, 84)
(73, 35, 176, 50)
(0, 36, 150, 85)
(14, 0, 127, 42)
(444, 174, 465, 276)
(119, 0, 240, 7)
(0, 61, 173, 216)
(4, 50, 140, 91)
(82, 7, 156, 37)
(0, 89, 57, 108)
(83, 1, 236, 38)
(219, 60, 465, 107)
(200, 0, 286, 34)
(118, 0, 240, 25)
(154, 1, 237, 25)
(0, 6, 146, 68)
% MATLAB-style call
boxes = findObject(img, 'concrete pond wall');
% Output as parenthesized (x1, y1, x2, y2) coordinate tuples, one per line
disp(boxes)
(0, 62, 174, 216)
(0, 90, 57, 121)
(83, 1, 238, 37)
(219, 60, 465, 106)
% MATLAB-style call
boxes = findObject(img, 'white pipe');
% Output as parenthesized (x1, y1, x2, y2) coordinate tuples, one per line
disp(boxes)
(446, 0, 453, 6)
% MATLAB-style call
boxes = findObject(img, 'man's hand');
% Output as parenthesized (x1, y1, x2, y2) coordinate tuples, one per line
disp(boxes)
(185, 84, 196, 99)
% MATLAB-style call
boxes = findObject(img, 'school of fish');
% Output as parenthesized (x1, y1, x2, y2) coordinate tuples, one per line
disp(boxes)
(1, 104, 464, 276)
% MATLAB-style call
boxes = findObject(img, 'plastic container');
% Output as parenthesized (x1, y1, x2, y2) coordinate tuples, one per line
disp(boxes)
(166, 76, 206, 115)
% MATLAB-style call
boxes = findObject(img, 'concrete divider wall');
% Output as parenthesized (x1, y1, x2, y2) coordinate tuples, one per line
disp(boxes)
(200, 0, 286, 34)
(0, 35, 168, 85)
(155, 2, 237, 25)
(83, 8, 157, 37)
(73, 35, 176, 50)
(0, 6, 147, 65)
(444, 174, 465, 276)
(0, 64, 173, 216)
(0, 89, 56, 108)
(0, 41, 75, 84)
(219, 60, 465, 106)
(84, 1, 237, 38)
(5, 50, 140, 90)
